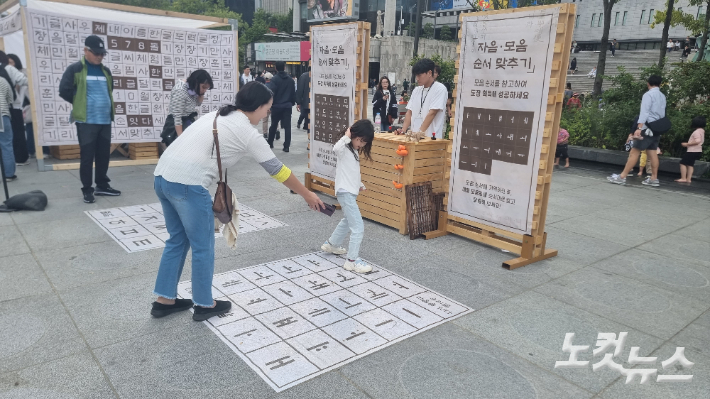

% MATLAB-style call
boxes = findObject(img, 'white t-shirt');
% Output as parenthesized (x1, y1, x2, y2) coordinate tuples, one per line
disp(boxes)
(333, 136, 365, 195)
(406, 81, 448, 137)
(154, 111, 277, 189)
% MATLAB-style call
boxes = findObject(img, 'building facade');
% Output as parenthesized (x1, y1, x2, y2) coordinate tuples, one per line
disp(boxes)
(562, 0, 705, 50)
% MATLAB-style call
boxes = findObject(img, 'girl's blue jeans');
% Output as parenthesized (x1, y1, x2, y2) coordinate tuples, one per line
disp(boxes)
(153, 175, 215, 307)
(328, 192, 364, 260)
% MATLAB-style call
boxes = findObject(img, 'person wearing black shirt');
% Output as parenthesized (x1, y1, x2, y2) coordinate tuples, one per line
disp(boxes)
(266, 61, 296, 152)
(371, 76, 397, 132)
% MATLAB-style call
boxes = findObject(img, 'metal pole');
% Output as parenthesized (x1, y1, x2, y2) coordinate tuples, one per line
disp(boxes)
(0, 145, 9, 201)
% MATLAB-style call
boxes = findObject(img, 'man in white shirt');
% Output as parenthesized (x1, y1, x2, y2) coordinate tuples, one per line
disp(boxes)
(397, 58, 448, 139)
(239, 65, 253, 89)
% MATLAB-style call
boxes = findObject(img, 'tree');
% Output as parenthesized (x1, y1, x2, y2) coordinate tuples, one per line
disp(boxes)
(593, 0, 621, 96)
(652, 0, 710, 61)
(423, 23, 435, 39)
(407, 22, 417, 37)
(657, 0, 675, 68)
(440, 25, 453, 41)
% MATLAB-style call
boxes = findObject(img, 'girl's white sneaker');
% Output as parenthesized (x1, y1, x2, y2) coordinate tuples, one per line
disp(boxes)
(343, 259, 372, 274)
(321, 241, 347, 255)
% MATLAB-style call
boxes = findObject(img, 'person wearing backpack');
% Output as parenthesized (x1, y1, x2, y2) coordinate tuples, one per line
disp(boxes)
(608, 75, 668, 187)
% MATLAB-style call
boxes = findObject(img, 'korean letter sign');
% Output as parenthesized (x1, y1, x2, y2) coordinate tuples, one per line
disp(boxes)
(448, 9, 559, 235)
(309, 24, 358, 180)
(25, 8, 237, 145)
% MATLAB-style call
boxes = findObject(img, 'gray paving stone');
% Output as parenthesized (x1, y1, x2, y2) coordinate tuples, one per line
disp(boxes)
(673, 219, 710, 243)
(671, 310, 710, 360)
(0, 254, 52, 302)
(0, 213, 13, 226)
(0, 294, 86, 374)
(637, 234, 710, 267)
(549, 214, 674, 247)
(534, 267, 709, 340)
(598, 344, 708, 399)
(58, 272, 189, 349)
(544, 226, 631, 265)
(0, 352, 116, 399)
(439, 242, 587, 290)
(454, 291, 664, 393)
(93, 323, 368, 399)
(15, 216, 113, 252)
(0, 225, 30, 258)
(592, 249, 710, 302)
(339, 321, 593, 399)
(33, 241, 164, 292)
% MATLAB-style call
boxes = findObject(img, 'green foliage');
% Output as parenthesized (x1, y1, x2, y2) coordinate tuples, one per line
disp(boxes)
(406, 22, 417, 37)
(408, 53, 455, 88)
(651, 2, 705, 34)
(423, 23, 435, 39)
(561, 62, 710, 161)
(440, 25, 453, 41)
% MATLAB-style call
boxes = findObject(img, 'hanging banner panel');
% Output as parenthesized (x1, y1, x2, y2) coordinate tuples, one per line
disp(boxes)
(309, 23, 358, 181)
(448, 8, 559, 235)
(0, 9, 22, 36)
(24, 8, 237, 145)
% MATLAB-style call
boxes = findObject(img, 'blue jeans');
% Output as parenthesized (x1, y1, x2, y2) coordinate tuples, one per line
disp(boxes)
(0, 115, 15, 177)
(328, 192, 364, 260)
(153, 175, 215, 307)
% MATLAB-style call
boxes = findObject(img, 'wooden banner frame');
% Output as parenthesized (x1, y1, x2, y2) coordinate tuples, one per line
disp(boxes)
(4, 0, 237, 172)
(305, 21, 370, 196)
(428, 4, 576, 270)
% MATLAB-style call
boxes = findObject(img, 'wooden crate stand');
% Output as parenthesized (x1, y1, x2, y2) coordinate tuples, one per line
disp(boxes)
(307, 134, 448, 235)
(427, 4, 576, 270)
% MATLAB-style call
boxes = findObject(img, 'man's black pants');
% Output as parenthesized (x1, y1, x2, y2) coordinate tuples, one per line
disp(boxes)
(11, 109, 28, 163)
(268, 107, 292, 149)
(77, 123, 112, 193)
(297, 106, 310, 129)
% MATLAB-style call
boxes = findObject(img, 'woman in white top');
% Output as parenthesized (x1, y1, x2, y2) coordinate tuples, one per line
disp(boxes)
(0, 52, 27, 165)
(151, 81, 324, 321)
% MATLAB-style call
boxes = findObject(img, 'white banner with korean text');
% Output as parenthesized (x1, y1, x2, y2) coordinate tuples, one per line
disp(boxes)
(309, 23, 358, 181)
(24, 8, 237, 145)
(448, 8, 559, 235)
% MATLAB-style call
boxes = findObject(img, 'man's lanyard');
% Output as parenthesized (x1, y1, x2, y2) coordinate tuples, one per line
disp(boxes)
(419, 86, 431, 116)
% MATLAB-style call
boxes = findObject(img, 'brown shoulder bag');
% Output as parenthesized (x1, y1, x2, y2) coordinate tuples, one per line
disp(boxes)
(212, 113, 234, 224)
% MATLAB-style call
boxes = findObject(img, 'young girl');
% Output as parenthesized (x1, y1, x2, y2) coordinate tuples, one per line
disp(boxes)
(321, 119, 375, 273)
(676, 116, 706, 183)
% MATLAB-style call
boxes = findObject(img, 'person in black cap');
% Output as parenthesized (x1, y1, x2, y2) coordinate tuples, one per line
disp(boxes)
(59, 34, 120, 203)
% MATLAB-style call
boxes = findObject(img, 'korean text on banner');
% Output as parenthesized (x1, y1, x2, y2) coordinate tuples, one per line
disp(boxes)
(448, 9, 559, 235)
(309, 24, 357, 181)
(24, 8, 238, 146)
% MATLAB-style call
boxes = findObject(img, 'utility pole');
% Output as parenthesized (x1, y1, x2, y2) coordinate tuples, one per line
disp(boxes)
(413, 0, 423, 58)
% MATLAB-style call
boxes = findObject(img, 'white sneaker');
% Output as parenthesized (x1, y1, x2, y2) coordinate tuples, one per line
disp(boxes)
(343, 259, 372, 274)
(321, 240, 347, 255)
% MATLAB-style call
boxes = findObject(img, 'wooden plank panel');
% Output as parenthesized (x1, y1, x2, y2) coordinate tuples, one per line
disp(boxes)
(446, 224, 522, 254)
(414, 149, 447, 160)
(361, 180, 402, 199)
(415, 158, 446, 168)
(361, 167, 402, 181)
(448, 214, 525, 240)
(362, 173, 399, 189)
(412, 173, 444, 184)
(357, 195, 402, 215)
(359, 188, 401, 206)
(361, 209, 401, 230)
(359, 202, 401, 222)
(413, 165, 445, 176)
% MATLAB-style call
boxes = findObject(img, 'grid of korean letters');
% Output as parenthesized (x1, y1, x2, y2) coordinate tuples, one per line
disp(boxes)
(178, 251, 474, 392)
(313, 94, 349, 145)
(27, 10, 237, 145)
(458, 107, 534, 175)
(85, 203, 285, 253)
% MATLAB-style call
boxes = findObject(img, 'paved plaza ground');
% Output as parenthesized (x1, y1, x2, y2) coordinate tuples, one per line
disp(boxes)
(1, 111, 709, 398)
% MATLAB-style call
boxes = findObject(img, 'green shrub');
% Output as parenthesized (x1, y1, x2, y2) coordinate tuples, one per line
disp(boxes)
(561, 61, 710, 161)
